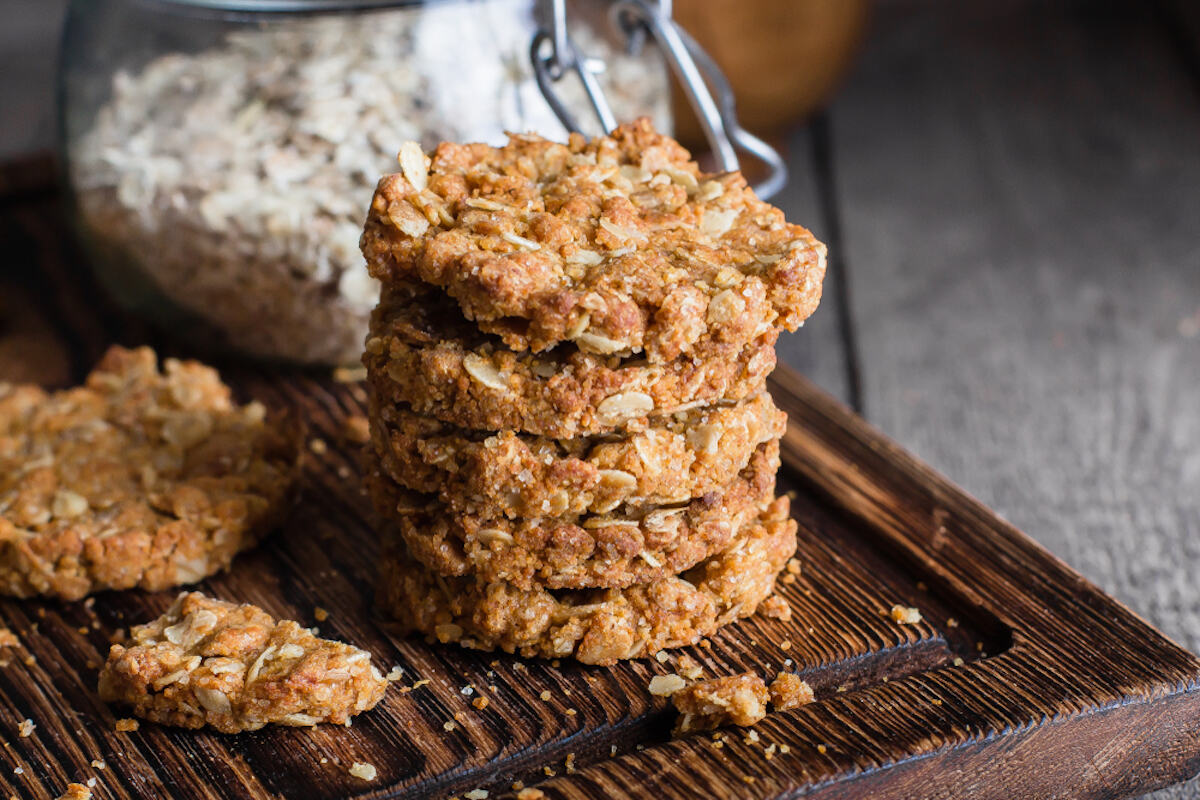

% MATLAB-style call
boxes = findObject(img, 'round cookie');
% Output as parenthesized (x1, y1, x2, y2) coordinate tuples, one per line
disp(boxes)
(375, 497, 797, 666)
(367, 389, 786, 519)
(364, 283, 777, 439)
(0, 346, 300, 600)
(368, 440, 779, 591)
(361, 119, 826, 363)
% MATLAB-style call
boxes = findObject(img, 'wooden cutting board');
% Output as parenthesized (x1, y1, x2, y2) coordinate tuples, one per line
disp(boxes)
(1, 162, 1199, 799)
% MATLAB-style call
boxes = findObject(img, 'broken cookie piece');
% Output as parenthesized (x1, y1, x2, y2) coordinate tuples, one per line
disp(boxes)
(768, 672, 814, 711)
(98, 592, 386, 733)
(0, 346, 300, 600)
(672, 673, 769, 734)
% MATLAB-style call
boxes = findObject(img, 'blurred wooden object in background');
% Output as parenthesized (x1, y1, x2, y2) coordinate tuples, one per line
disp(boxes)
(672, 0, 869, 148)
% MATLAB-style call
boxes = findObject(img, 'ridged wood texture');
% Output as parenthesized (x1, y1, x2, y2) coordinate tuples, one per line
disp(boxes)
(0, 170, 1198, 799)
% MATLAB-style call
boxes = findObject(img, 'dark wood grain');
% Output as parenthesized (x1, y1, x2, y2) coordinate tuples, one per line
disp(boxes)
(1, 165, 1198, 799)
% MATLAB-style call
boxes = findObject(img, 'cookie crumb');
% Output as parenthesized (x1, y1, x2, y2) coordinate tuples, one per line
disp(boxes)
(517, 789, 546, 800)
(314, 607, 329, 622)
(342, 415, 371, 444)
(762, 595, 792, 622)
(443, 720, 457, 732)
(55, 785, 92, 800)
(0, 629, 18, 647)
(465, 791, 488, 800)
(539, 690, 552, 701)
(890, 604, 922, 625)
(309, 437, 328, 455)
(672, 673, 768, 734)
(90, 760, 106, 770)
(768, 673, 815, 711)
(349, 762, 377, 781)
(17, 718, 34, 737)
(386, 666, 404, 681)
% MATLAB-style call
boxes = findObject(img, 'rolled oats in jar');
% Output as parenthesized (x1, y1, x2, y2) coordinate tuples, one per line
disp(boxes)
(61, 0, 671, 364)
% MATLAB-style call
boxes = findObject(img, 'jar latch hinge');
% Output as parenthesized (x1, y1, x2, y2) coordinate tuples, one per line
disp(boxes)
(531, 0, 787, 199)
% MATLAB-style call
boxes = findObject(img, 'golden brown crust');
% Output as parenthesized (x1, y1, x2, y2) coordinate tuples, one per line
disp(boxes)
(364, 284, 777, 438)
(368, 388, 785, 519)
(360, 119, 826, 363)
(368, 440, 779, 590)
(98, 592, 386, 734)
(0, 347, 300, 600)
(375, 497, 797, 666)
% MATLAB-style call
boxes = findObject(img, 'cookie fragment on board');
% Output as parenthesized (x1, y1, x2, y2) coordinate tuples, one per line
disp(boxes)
(0, 346, 300, 600)
(376, 498, 797, 666)
(98, 592, 386, 734)
(361, 118, 826, 363)
(671, 672, 770, 734)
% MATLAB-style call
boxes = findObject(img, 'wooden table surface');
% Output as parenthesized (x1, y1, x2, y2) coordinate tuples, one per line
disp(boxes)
(775, 1, 1200, 797)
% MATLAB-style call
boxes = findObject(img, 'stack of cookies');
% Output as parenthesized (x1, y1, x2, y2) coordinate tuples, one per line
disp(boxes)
(360, 120, 826, 666)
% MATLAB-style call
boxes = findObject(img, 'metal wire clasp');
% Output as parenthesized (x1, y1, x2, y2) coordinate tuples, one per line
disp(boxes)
(531, 0, 787, 199)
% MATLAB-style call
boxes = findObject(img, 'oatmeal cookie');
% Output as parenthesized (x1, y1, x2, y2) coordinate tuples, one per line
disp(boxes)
(360, 118, 826, 363)
(375, 497, 797, 666)
(0, 346, 300, 600)
(98, 592, 386, 733)
(368, 388, 785, 519)
(369, 440, 779, 589)
(365, 284, 777, 438)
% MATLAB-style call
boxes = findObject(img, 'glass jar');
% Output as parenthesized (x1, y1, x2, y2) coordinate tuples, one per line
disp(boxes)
(58, 0, 671, 365)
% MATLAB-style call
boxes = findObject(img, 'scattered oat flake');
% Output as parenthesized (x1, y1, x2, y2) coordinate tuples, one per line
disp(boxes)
(517, 789, 546, 800)
(349, 762, 377, 781)
(779, 744, 791, 754)
(313, 607, 329, 622)
(91, 760, 106, 770)
(115, 718, 139, 732)
(890, 604, 922, 624)
(412, 679, 430, 689)
(648, 674, 687, 696)
(539, 690, 551, 701)
(465, 791, 488, 800)
(333, 365, 367, 383)
(342, 415, 370, 444)
(443, 720, 457, 731)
